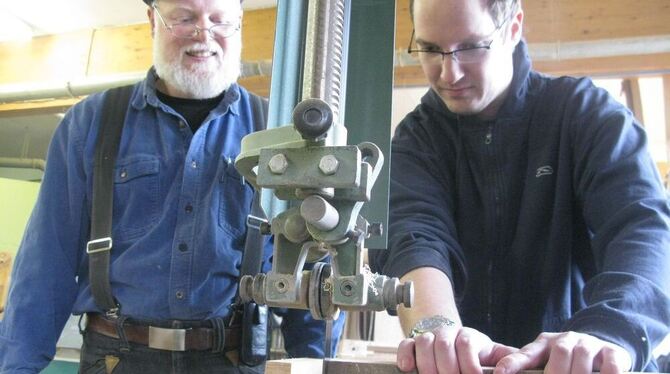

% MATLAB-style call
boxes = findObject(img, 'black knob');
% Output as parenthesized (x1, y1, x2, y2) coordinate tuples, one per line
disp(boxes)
(292, 98, 333, 141)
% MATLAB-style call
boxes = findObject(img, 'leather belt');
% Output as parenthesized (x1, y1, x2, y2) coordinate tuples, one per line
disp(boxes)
(86, 314, 241, 352)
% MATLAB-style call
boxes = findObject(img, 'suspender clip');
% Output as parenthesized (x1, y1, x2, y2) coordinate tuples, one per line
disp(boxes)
(87, 237, 113, 254)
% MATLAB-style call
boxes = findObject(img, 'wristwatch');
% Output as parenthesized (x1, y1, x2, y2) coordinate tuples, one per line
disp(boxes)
(409, 315, 456, 338)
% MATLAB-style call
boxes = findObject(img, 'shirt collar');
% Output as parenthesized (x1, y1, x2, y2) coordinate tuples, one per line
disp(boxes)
(132, 67, 241, 118)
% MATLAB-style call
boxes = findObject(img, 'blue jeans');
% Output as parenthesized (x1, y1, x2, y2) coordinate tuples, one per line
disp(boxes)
(79, 331, 265, 374)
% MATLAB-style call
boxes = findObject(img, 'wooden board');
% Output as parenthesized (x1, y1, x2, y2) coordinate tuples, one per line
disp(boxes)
(0, 252, 13, 315)
(266, 358, 324, 374)
(266, 358, 548, 374)
(268, 357, 656, 374)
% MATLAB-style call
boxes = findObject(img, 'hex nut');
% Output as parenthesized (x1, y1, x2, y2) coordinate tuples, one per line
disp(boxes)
(319, 155, 339, 175)
(268, 153, 288, 174)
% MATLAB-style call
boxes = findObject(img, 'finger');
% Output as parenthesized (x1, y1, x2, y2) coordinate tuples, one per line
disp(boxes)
(414, 332, 439, 374)
(454, 328, 487, 374)
(597, 345, 632, 374)
(569, 336, 599, 374)
(494, 333, 553, 374)
(483, 343, 519, 366)
(433, 326, 460, 374)
(397, 338, 417, 372)
(544, 332, 579, 374)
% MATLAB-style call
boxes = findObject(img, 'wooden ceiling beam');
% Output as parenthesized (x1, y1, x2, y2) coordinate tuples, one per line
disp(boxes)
(0, 0, 668, 113)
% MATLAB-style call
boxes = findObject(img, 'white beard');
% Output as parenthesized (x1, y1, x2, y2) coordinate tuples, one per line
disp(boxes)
(153, 35, 241, 99)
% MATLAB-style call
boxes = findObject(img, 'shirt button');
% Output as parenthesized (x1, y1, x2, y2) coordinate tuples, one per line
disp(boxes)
(191, 161, 197, 169)
(178, 243, 188, 252)
(120, 170, 127, 179)
(185, 204, 193, 213)
(175, 291, 185, 299)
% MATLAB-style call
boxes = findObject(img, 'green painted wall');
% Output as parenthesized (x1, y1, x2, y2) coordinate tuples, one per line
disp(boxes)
(0, 177, 40, 256)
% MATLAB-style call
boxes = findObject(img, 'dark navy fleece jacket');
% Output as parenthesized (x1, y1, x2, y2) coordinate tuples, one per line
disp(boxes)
(372, 40, 670, 371)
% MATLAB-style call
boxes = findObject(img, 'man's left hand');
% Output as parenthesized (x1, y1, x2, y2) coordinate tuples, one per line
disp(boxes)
(493, 331, 632, 374)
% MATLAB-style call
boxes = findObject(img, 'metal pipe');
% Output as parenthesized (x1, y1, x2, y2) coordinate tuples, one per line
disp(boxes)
(0, 157, 46, 171)
(0, 72, 145, 104)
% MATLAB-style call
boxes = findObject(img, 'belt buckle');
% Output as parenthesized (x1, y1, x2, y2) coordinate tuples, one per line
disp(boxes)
(148, 326, 187, 351)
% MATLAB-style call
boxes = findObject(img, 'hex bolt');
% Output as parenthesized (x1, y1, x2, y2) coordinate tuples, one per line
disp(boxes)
(275, 278, 288, 294)
(319, 155, 339, 175)
(268, 153, 288, 174)
(340, 280, 354, 297)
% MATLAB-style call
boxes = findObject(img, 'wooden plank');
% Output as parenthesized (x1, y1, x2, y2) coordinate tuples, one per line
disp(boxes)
(324, 359, 552, 374)
(3, 50, 667, 116)
(624, 78, 645, 124)
(394, 0, 670, 50)
(0, 1, 669, 115)
(1, 0, 668, 86)
(0, 252, 12, 315)
(266, 358, 324, 374)
(324, 359, 654, 374)
(530, 52, 670, 78)
(393, 52, 670, 89)
(325, 358, 411, 374)
(664, 75, 670, 164)
(238, 75, 271, 97)
(242, 7, 277, 62)
(523, 0, 670, 43)
(87, 24, 153, 76)
(0, 98, 82, 117)
(0, 31, 91, 85)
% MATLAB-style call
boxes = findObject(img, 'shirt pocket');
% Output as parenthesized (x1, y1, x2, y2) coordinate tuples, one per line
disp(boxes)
(112, 156, 160, 242)
(218, 156, 254, 238)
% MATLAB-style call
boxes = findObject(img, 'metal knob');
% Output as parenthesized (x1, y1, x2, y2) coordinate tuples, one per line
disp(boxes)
(292, 98, 333, 141)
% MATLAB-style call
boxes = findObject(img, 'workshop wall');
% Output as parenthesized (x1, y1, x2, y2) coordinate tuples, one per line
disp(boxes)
(0, 178, 39, 257)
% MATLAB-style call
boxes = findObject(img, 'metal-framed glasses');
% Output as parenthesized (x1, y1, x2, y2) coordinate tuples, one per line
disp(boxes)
(152, 5, 240, 39)
(407, 19, 508, 64)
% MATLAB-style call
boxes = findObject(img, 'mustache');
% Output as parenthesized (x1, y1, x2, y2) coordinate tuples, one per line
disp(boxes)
(181, 42, 223, 56)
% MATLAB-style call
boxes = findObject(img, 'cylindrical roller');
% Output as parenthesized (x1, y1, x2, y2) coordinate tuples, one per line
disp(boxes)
(383, 277, 414, 315)
(300, 195, 340, 231)
(283, 213, 311, 243)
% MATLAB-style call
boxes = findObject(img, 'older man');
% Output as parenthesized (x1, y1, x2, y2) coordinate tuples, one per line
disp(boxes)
(0, 0, 342, 372)
(372, 0, 670, 373)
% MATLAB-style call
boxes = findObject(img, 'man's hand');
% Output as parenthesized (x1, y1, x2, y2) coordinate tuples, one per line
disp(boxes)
(396, 325, 517, 374)
(494, 331, 632, 374)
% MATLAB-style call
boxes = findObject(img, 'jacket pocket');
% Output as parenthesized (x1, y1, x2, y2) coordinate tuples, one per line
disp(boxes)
(112, 156, 160, 242)
(218, 156, 254, 237)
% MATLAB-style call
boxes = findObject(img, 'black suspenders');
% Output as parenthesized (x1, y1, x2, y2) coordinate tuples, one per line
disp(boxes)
(88, 85, 133, 316)
(87, 87, 269, 319)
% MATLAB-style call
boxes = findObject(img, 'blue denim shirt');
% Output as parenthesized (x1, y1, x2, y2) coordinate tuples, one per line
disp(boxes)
(0, 70, 343, 372)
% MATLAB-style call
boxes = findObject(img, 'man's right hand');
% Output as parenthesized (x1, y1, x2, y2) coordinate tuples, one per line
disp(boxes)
(396, 325, 518, 374)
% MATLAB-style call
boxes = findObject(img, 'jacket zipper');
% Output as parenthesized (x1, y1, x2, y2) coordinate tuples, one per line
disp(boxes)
(485, 125, 498, 331)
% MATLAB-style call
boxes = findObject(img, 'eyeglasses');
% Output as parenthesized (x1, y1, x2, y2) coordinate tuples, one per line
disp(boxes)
(407, 18, 508, 65)
(152, 5, 240, 39)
